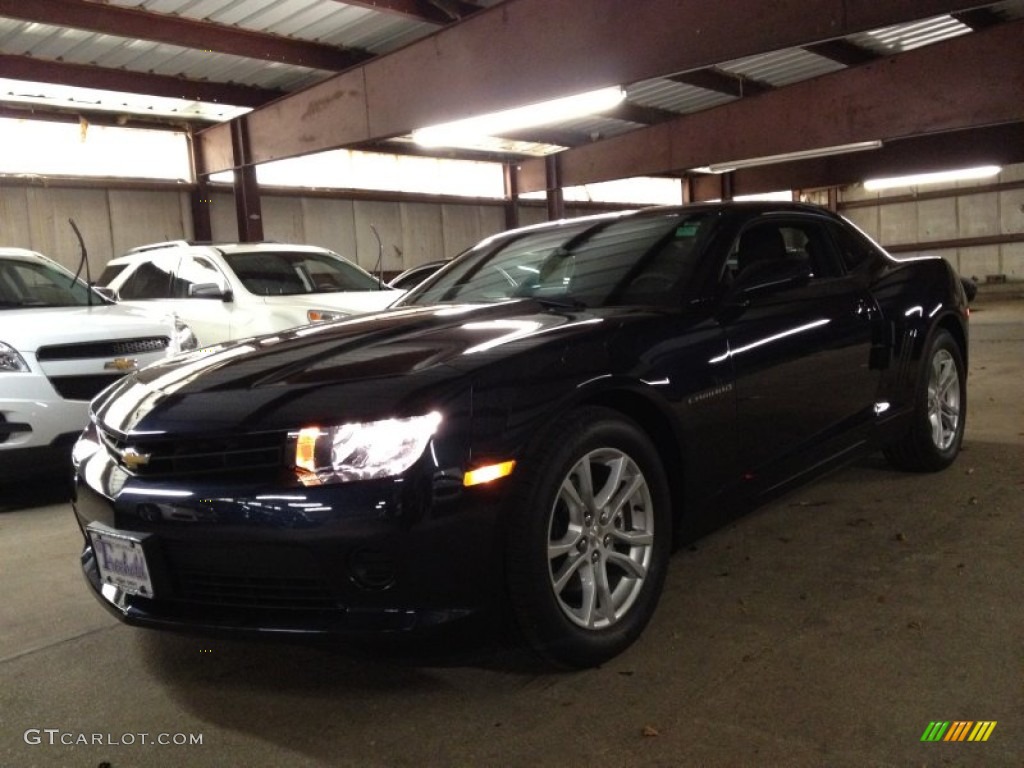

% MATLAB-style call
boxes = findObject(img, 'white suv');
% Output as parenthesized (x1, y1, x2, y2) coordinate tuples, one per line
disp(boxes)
(99, 241, 403, 347)
(1, 248, 196, 481)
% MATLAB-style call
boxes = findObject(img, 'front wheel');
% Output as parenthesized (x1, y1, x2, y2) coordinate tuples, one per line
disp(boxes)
(884, 329, 966, 472)
(505, 407, 671, 667)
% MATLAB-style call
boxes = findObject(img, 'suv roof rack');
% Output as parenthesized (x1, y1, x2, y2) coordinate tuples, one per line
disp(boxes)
(125, 240, 195, 254)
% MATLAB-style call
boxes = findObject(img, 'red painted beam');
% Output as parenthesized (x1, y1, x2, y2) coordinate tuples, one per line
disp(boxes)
(198, 0, 996, 173)
(0, 0, 367, 71)
(516, 21, 1024, 193)
(0, 54, 281, 108)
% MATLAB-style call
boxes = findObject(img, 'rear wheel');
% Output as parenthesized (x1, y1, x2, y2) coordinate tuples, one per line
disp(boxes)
(505, 407, 671, 667)
(884, 329, 966, 472)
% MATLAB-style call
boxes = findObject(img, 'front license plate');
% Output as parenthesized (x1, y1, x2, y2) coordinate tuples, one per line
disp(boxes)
(88, 525, 154, 597)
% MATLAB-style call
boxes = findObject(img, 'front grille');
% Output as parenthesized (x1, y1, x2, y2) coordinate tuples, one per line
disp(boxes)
(163, 541, 337, 610)
(173, 572, 337, 609)
(37, 336, 170, 361)
(50, 373, 123, 401)
(98, 426, 286, 477)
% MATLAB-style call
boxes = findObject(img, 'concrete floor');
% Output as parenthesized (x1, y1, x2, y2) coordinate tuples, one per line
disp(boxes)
(2, 292, 1022, 768)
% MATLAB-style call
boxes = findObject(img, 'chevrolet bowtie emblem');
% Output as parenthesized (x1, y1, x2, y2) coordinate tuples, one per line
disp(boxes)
(104, 357, 138, 372)
(119, 447, 151, 470)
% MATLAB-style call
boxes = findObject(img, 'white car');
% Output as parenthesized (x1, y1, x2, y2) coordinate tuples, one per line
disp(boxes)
(0, 247, 196, 481)
(99, 241, 403, 347)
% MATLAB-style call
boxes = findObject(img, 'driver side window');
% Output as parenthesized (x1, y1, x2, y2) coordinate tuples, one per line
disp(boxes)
(727, 219, 840, 287)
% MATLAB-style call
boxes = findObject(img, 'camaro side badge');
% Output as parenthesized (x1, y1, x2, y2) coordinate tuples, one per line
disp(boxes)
(686, 382, 734, 406)
(120, 447, 151, 470)
(104, 357, 139, 372)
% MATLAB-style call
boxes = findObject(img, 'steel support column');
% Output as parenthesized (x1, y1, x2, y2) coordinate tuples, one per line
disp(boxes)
(504, 163, 520, 230)
(231, 119, 264, 243)
(188, 127, 213, 242)
(545, 155, 564, 221)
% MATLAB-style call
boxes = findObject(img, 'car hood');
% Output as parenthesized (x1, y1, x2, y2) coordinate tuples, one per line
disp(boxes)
(260, 289, 403, 313)
(93, 300, 628, 435)
(1, 304, 172, 354)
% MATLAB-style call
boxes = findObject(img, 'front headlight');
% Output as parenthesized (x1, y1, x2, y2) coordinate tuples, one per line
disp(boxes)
(0, 341, 30, 372)
(290, 411, 442, 485)
(171, 317, 198, 353)
(307, 309, 348, 323)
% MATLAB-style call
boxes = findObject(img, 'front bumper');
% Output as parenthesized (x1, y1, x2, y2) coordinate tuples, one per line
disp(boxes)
(72, 437, 510, 635)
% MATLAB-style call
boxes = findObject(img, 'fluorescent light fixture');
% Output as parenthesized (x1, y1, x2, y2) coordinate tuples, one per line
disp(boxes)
(692, 140, 882, 174)
(412, 86, 626, 148)
(863, 165, 1001, 191)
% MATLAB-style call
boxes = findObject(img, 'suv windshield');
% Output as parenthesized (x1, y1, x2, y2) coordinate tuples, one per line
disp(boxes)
(223, 250, 381, 296)
(0, 257, 108, 309)
(401, 211, 715, 309)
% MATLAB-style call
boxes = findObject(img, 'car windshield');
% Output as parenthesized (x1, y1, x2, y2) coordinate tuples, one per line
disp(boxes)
(223, 250, 381, 296)
(0, 256, 108, 308)
(401, 211, 715, 309)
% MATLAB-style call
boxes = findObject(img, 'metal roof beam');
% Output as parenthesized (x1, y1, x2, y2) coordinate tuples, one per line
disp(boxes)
(714, 123, 1024, 199)
(0, 54, 282, 108)
(333, 0, 481, 24)
(670, 68, 773, 98)
(0, 0, 368, 71)
(803, 39, 880, 66)
(515, 20, 1024, 193)
(604, 102, 680, 126)
(197, 0, 998, 173)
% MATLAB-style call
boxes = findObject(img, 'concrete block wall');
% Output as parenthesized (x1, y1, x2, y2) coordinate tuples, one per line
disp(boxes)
(839, 162, 1024, 283)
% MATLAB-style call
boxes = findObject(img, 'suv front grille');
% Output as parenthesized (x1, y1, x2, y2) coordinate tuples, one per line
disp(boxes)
(37, 336, 170, 361)
(98, 426, 286, 477)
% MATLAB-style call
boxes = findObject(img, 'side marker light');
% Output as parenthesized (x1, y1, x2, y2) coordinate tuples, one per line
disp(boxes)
(464, 460, 516, 487)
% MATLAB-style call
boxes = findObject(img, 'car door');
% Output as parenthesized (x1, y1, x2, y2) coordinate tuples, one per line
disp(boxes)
(717, 214, 881, 485)
(169, 254, 238, 345)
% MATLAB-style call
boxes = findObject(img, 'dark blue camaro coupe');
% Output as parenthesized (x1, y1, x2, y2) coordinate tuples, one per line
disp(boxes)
(72, 202, 969, 666)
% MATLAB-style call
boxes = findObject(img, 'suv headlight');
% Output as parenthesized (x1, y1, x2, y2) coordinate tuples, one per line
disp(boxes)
(307, 309, 348, 323)
(290, 412, 442, 485)
(0, 341, 30, 372)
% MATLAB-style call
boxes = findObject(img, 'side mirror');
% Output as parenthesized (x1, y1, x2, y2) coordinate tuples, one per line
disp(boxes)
(188, 283, 232, 301)
(92, 286, 117, 302)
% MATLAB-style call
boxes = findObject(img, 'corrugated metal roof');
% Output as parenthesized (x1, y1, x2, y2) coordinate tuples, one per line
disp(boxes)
(0, 18, 327, 91)
(107, 0, 440, 53)
(848, 14, 972, 54)
(626, 79, 736, 116)
(0, 1, 1017, 158)
(718, 47, 847, 88)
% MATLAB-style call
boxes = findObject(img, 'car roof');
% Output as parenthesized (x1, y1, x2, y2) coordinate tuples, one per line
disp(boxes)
(0, 247, 50, 262)
(110, 241, 337, 263)
(468, 201, 838, 250)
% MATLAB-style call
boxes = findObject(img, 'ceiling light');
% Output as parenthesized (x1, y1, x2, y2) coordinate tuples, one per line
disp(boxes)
(863, 165, 1001, 191)
(412, 86, 626, 149)
(692, 141, 883, 174)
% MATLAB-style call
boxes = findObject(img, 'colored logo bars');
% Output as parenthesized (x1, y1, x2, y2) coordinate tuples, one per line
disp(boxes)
(921, 721, 997, 742)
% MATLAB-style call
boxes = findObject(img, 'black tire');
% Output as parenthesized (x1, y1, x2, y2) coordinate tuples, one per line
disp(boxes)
(884, 329, 966, 472)
(505, 406, 672, 668)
